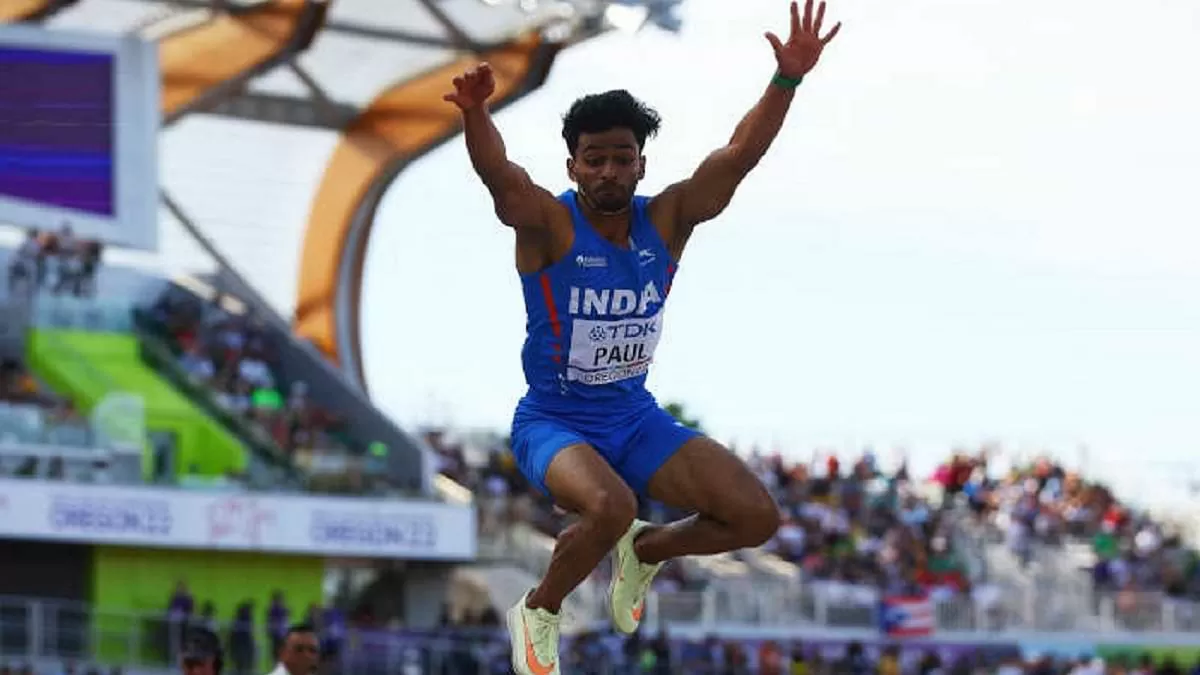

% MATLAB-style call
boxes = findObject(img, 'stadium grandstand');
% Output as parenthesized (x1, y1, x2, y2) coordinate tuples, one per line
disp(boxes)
(1, 0, 1199, 673)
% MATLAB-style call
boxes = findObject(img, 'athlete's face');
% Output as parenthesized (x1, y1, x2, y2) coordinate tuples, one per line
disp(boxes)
(568, 128, 645, 214)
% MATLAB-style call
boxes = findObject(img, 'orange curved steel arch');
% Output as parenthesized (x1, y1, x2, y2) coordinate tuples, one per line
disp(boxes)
(160, 0, 314, 118)
(293, 33, 557, 385)
(0, 0, 50, 22)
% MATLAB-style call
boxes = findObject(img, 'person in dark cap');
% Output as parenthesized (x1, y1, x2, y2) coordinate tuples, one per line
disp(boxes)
(180, 627, 224, 675)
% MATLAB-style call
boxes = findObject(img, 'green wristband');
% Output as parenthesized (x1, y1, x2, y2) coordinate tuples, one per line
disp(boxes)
(771, 72, 804, 90)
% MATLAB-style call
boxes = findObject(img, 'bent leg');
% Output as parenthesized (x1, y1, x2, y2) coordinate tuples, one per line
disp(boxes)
(633, 436, 781, 564)
(527, 443, 638, 613)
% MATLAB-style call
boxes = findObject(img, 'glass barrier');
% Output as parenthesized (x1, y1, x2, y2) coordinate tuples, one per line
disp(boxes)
(0, 402, 142, 484)
(0, 402, 95, 448)
(31, 295, 134, 333)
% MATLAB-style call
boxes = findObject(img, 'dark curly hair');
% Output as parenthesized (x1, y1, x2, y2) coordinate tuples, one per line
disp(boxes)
(181, 626, 224, 674)
(561, 90, 661, 155)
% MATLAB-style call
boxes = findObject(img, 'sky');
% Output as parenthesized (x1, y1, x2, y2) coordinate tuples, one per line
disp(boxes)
(361, 0, 1200, 495)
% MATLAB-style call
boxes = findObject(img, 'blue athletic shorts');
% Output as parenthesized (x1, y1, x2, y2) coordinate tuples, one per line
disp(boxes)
(510, 397, 700, 496)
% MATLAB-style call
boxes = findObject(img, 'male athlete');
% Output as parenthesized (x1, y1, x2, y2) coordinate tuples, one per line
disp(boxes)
(445, 2, 840, 673)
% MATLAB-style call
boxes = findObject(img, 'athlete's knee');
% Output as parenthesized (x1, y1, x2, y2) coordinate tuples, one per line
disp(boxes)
(734, 492, 781, 548)
(579, 484, 637, 540)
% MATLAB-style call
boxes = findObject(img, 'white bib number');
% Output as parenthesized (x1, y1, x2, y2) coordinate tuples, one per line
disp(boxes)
(566, 313, 663, 385)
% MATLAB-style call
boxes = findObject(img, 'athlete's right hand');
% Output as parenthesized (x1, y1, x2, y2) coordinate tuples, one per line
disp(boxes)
(443, 63, 495, 111)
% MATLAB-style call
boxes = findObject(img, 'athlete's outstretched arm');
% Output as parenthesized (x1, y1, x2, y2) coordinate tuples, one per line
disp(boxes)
(446, 64, 557, 229)
(654, 0, 840, 240)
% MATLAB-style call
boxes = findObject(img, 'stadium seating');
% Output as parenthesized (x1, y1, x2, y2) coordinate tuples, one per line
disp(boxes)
(427, 425, 978, 599)
(937, 451, 1200, 632)
(2, 236, 252, 486)
(132, 279, 430, 494)
(0, 238, 421, 495)
(28, 329, 248, 478)
(0, 362, 140, 483)
(1, 235, 145, 483)
(429, 429, 1200, 637)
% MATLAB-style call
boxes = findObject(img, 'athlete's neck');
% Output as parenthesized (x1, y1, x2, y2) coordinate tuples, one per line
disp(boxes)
(575, 193, 632, 247)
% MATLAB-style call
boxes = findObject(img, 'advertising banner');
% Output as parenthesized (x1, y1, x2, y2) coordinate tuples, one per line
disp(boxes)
(0, 478, 475, 560)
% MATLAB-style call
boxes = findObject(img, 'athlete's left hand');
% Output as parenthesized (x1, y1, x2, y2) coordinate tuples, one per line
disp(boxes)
(765, 0, 841, 79)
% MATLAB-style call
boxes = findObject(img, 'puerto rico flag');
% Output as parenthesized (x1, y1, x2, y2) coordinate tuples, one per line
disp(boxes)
(879, 595, 935, 637)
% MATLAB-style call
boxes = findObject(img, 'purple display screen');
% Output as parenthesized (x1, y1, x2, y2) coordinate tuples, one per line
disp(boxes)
(0, 46, 116, 216)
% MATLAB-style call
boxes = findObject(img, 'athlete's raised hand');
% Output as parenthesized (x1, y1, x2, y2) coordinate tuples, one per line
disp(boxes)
(444, 63, 496, 111)
(765, 0, 841, 79)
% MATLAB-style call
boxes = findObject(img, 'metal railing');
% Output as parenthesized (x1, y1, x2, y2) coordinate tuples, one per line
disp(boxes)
(31, 296, 135, 335)
(3, 592, 1200, 675)
(0, 402, 142, 484)
(0, 596, 678, 675)
(475, 512, 1200, 635)
(634, 585, 1200, 635)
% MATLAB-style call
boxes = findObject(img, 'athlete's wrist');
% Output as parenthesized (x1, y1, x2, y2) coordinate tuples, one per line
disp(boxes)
(771, 71, 804, 90)
(462, 102, 490, 117)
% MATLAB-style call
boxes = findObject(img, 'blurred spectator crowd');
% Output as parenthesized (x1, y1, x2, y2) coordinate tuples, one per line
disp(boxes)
(932, 452, 1200, 603)
(749, 450, 969, 601)
(162, 582, 345, 675)
(0, 357, 99, 481)
(144, 291, 341, 461)
(139, 291, 390, 493)
(426, 428, 972, 601)
(5, 226, 103, 299)
(426, 424, 1200, 631)
(0, 357, 65, 410)
(0, 244, 397, 493)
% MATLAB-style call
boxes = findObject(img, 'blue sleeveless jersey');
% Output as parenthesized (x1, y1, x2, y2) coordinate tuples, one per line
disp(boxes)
(518, 190, 678, 411)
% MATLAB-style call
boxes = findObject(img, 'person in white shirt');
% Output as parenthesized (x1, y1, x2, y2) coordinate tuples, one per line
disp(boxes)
(264, 624, 319, 675)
